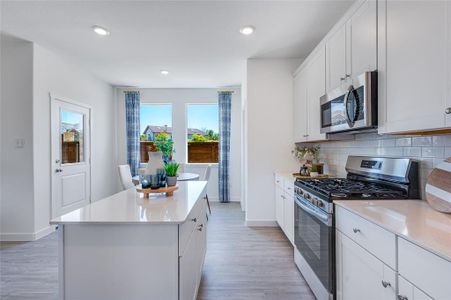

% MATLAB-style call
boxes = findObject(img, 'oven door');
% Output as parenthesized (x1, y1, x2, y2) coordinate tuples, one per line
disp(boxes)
(294, 195, 334, 294)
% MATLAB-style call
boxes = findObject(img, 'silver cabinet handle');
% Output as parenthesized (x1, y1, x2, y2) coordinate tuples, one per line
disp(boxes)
(352, 228, 361, 233)
(191, 218, 197, 222)
(340, 77, 346, 81)
(446, 107, 451, 114)
(398, 295, 408, 300)
(345, 74, 351, 78)
(381, 281, 391, 288)
(55, 169, 63, 173)
(197, 224, 204, 231)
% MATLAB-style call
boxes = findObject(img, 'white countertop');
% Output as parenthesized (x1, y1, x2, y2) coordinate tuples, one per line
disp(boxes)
(50, 181, 207, 225)
(334, 200, 451, 261)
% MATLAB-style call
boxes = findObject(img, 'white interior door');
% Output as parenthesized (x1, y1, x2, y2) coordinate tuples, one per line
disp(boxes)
(51, 96, 91, 218)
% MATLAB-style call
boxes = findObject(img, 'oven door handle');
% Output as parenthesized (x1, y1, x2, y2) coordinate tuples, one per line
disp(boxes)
(295, 196, 332, 226)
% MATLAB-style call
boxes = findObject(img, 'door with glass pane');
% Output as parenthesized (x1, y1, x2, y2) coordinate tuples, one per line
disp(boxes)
(51, 96, 91, 218)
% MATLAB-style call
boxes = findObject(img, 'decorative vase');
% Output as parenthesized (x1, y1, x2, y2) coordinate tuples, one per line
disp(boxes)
(145, 151, 164, 176)
(166, 176, 177, 187)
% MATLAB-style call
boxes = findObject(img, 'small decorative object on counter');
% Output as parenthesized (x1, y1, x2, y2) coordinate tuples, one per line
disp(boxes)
(300, 164, 309, 176)
(157, 168, 166, 187)
(140, 174, 151, 189)
(310, 164, 319, 177)
(145, 151, 165, 176)
(165, 162, 180, 187)
(425, 157, 451, 213)
(292, 145, 321, 174)
(150, 175, 160, 190)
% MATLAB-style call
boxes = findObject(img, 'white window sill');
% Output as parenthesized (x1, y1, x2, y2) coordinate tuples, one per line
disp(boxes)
(184, 163, 218, 168)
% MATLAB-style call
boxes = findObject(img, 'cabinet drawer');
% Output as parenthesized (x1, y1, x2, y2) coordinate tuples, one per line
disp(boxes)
(179, 198, 204, 256)
(336, 206, 396, 268)
(284, 178, 294, 196)
(275, 174, 284, 188)
(398, 275, 433, 300)
(398, 238, 451, 300)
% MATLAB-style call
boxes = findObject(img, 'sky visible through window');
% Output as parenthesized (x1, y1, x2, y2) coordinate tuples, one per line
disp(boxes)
(187, 104, 219, 133)
(140, 104, 172, 134)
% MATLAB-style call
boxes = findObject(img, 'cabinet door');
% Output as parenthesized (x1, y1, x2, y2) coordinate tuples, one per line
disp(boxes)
(293, 69, 308, 142)
(283, 192, 294, 244)
(275, 186, 284, 228)
(349, 0, 377, 82)
(398, 275, 433, 300)
(306, 47, 327, 142)
(336, 230, 396, 300)
(381, 0, 448, 133)
(447, 1, 451, 127)
(179, 232, 200, 300)
(326, 24, 347, 91)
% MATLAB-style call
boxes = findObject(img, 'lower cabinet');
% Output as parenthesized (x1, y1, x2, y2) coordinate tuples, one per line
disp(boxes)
(336, 230, 396, 300)
(274, 173, 295, 245)
(179, 200, 207, 300)
(398, 275, 432, 300)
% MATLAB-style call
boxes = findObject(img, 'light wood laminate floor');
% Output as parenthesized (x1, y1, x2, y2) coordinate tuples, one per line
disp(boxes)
(1, 202, 314, 300)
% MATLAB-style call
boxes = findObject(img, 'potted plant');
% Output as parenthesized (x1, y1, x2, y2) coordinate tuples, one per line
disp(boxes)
(310, 164, 319, 177)
(164, 162, 180, 186)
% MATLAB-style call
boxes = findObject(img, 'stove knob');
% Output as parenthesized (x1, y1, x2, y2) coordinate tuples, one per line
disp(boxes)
(305, 193, 311, 200)
(298, 189, 304, 196)
(317, 201, 324, 208)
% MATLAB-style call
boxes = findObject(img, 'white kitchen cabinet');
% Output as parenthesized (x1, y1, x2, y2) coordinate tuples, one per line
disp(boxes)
(348, 0, 377, 83)
(326, 24, 347, 91)
(398, 275, 433, 300)
(293, 68, 308, 142)
(378, 0, 451, 133)
(306, 47, 327, 142)
(447, 2, 451, 127)
(336, 230, 396, 300)
(326, 0, 377, 92)
(275, 185, 284, 228)
(293, 47, 327, 143)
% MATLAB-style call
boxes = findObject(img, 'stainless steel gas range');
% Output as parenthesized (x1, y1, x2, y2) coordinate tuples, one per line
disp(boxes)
(293, 156, 419, 300)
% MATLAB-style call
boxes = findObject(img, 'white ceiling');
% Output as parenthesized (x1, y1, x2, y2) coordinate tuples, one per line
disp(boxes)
(1, 1, 353, 88)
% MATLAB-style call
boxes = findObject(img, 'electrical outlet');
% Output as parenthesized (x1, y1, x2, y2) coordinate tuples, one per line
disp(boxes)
(15, 138, 25, 148)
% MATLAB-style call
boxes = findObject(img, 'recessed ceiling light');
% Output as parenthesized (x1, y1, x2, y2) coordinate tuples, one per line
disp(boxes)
(240, 25, 255, 35)
(92, 25, 110, 36)
(160, 70, 169, 76)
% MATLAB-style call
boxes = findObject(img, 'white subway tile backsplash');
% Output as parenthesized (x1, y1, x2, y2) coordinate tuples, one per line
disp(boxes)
(313, 133, 451, 200)
(412, 136, 432, 146)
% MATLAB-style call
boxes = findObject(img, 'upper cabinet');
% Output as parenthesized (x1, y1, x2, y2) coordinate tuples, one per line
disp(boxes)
(378, 0, 451, 133)
(326, 0, 377, 92)
(326, 24, 347, 92)
(293, 47, 327, 143)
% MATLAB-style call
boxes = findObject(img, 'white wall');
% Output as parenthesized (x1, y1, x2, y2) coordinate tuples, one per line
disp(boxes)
(0, 34, 35, 239)
(32, 44, 116, 235)
(0, 33, 116, 240)
(245, 59, 300, 226)
(115, 88, 242, 201)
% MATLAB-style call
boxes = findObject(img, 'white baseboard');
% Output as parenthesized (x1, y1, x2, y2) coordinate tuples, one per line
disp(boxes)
(208, 197, 241, 202)
(0, 225, 55, 242)
(245, 219, 278, 227)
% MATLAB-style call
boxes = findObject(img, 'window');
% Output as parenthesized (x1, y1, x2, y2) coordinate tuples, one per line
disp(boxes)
(140, 104, 172, 162)
(61, 110, 85, 164)
(186, 104, 219, 163)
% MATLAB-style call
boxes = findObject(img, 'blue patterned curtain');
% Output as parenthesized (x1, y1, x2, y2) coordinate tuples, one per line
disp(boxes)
(218, 91, 232, 203)
(125, 91, 140, 176)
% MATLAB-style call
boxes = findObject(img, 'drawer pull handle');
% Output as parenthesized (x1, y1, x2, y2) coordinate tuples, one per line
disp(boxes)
(397, 296, 408, 300)
(381, 281, 391, 288)
(352, 228, 361, 233)
(191, 218, 197, 222)
(197, 224, 204, 231)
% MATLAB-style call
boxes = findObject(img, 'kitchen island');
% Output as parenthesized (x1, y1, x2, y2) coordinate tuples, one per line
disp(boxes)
(50, 181, 208, 300)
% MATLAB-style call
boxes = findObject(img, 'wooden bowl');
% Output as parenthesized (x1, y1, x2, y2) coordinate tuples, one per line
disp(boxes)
(425, 157, 451, 213)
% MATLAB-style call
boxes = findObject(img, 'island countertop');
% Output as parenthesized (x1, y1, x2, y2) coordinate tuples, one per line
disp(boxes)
(334, 200, 451, 261)
(50, 181, 207, 225)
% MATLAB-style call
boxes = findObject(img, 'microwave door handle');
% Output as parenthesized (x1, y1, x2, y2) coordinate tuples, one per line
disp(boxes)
(344, 87, 355, 128)
(295, 197, 331, 226)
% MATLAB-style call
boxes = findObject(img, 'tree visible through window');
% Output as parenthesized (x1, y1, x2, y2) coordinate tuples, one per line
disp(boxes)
(140, 104, 172, 162)
(187, 104, 219, 163)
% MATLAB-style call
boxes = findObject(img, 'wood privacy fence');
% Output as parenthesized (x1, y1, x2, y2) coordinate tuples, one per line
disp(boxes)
(188, 142, 218, 163)
(140, 141, 218, 163)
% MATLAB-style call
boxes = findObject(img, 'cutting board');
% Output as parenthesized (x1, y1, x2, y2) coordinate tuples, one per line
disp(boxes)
(425, 157, 451, 213)
(292, 173, 329, 179)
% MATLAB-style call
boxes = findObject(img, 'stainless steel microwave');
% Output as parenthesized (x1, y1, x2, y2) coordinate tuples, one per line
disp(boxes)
(320, 71, 377, 134)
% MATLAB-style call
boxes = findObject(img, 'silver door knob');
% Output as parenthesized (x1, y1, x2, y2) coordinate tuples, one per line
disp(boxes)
(55, 169, 63, 173)
(445, 107, 451, 114)
(398, 295, 408, 300)
(353, 228, 361, 233)
(381, 281, 391, 288)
